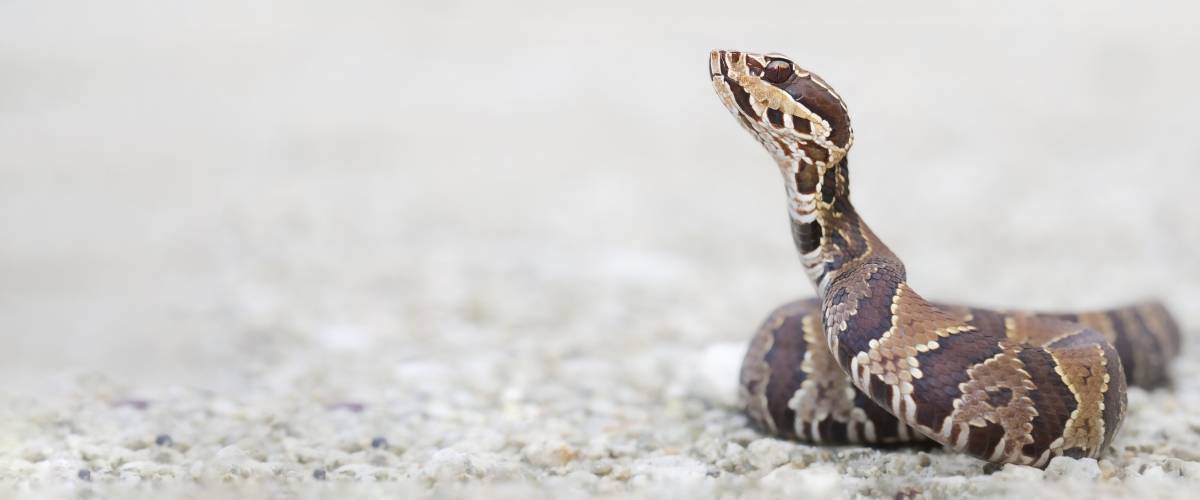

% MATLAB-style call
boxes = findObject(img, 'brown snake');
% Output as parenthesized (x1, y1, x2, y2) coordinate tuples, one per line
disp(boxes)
(709, 50, 1182, 467)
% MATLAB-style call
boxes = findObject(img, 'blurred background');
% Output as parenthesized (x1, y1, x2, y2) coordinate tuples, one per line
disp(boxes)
(1, 0, 1197, 403)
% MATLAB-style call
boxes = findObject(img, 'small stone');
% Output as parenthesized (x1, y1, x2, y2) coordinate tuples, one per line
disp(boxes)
(565, 470, 597, 484)
(335, 464, 381, 480)
(426, 448, 475, 479)
(1044, 456, 1100, 481)
(591, 461, 613, 476)
(762, 464, 841, 496)
(522, 439, 576, 468)
(1180, 461, 1200, 478)
(994, 463, 1043, 482)
(77, 469, 92, 481)
(312, 468, 327, 480)
(1139, 465, 1167, 479)
(371, 437, 389, 449)
(214, 445, 247, 462)
(155, 434, 174, 447)
(917, 452, 932, 467)
(1164, 458, 1185, 476)
(632, 456, 708, 482)
(22, 448, 47, 462)
(1098, 459, 1119, 479)
(746, 439, 791, 470)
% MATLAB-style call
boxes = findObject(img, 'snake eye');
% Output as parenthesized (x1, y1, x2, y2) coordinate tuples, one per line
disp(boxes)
(763, 60, 793, 84)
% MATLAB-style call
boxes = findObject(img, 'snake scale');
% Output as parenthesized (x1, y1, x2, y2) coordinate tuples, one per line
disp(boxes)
(709, 49, 1182, 467)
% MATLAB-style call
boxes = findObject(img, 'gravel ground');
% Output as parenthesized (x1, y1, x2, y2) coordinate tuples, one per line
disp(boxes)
(2, 1, 1200, 498)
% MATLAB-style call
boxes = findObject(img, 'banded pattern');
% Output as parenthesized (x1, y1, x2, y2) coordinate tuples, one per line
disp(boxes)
(709, 49, 1182, 467)
(739, 299, 1180, 446)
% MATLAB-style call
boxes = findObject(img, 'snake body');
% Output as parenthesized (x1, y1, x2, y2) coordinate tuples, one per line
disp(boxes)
(709, 50, 1182, 467)
(740, 299, 1179, 448)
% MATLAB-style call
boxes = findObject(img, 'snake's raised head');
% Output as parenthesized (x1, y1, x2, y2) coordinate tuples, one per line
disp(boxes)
(710, 50, 853, 171)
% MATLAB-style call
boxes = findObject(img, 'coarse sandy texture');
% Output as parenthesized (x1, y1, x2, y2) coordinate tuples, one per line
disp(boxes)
(2, 1, 1200, 499)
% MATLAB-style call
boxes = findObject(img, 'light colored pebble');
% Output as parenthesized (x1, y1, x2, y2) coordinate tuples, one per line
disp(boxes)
(424, 448, 474, 480)
(761, 464, 840, 497)
(746, 439, 792, 470)
(522, 439, 577, 468)
(1044, 457, 1100, 481)
(632, 455, 709, 482)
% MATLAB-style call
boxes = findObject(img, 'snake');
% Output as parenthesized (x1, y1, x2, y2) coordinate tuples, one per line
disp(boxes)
(708, 49, 1182, 467)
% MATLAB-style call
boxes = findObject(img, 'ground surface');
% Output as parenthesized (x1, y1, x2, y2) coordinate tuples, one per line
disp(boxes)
(2, 1, 1200, 499)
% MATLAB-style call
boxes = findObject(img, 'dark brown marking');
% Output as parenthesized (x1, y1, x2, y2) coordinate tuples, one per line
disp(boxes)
(860, 391, 905, 441)
(1107, 311, 1138, 384)
(793, 220, 823, 254)
(826, 263, 903, 363)
(831, 192, 854, 218)
(761, 311, 811, 439)
(766, 108, 784, 128)
(1018, 347, 1076, 458)
(803, 144, 830, 164)
(1061, 446, 1087, 459)
(966, 421, 1006, 458)
(1052, 313, 1080, 324)
(795, 163, 819, 194)
(726, 77, 759, 120)
(827, 227, 854, 272)
(783, 75, 852, 147)
(745, 56, 764, 76)
(818, 414, 848, 443)
(821, 166, 838, 204)
(1149, 303, 1182, 357)
(1125, 309, 1168, 386)
(739, 317, 776, 434)
(1135, 303, 1182, 386)
(986, 387, 1013, 407)
(842, 213, 870, 256)
(1122, 310, 1153, 384)
(910, 317, 1004, 430)
(868, 376, 892, 408)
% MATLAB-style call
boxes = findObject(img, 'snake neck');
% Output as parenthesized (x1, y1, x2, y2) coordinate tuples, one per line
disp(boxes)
(782, 157, 903, 296)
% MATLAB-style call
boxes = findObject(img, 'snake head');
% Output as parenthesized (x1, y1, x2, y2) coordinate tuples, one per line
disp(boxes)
(710, 50, 854, 172)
